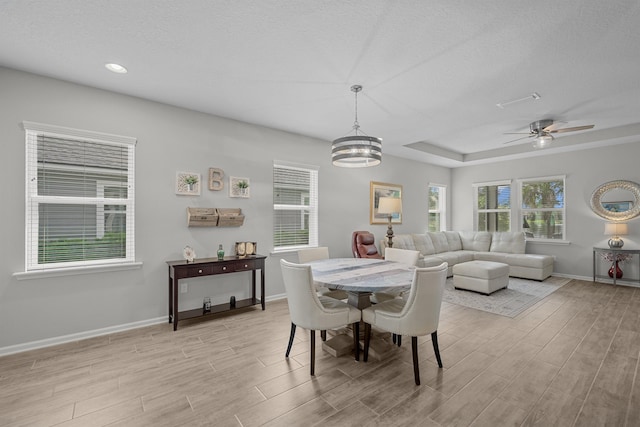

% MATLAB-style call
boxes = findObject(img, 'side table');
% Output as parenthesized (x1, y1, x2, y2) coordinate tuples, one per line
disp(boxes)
(593, 247, 640, 286)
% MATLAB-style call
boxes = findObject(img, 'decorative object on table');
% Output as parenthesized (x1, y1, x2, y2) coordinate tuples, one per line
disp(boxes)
(186, 207, 219, 227)
(217, 244, 225, 260)
(352, 230, 383, 259)
(236, 241, 257, 257)
(590, 180, 640, 221)
(175, 172, 201, 195)
(604, 222, 628, 248)
(370, 181, 402, 224)
(229, 176, 250, 198)
(208, 167, 225, 191)
(600, 251, 633, 279)
(377, 196, 403, 248)
(183, 245, 196, 263)
(331, 84, 382, 168)
(216, 208, 245, 226)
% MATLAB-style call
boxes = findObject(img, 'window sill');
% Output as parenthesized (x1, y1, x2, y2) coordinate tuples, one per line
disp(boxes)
(526, 239, 571, 246)
(13, 261, 143, 280)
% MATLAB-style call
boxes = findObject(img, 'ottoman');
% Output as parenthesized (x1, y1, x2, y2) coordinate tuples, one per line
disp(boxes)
(453, 260, 509, 295)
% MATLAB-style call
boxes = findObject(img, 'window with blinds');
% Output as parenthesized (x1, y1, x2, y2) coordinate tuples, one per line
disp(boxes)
(428, 184, 447, 232)
(273, 161, 318, 251)
(473, 180, 512, 232)
(518, 175, 566, 240)
(23, 121, 136, 271)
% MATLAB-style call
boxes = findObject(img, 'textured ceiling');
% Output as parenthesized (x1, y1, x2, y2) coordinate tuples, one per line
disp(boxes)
(2, 0, 640, 167)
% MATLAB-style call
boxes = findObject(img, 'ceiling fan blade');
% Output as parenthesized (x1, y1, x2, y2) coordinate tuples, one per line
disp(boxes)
(503, 132, 532, 135)
(548, 124, 594, 134)
(503, 135, 532, 144)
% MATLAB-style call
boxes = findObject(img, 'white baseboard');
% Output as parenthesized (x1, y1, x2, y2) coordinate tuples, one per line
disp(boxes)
(0, 293, 289, 357)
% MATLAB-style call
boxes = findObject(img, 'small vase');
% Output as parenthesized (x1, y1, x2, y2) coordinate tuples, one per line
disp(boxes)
(608, 261, 623, 279)
(217, 244, 225, 261)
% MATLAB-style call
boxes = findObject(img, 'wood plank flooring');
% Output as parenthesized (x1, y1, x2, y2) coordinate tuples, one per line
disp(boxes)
(1, 279, 640, 426)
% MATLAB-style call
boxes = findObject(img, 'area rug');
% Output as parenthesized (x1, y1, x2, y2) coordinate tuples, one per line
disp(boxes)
(443, 276, 571, 318)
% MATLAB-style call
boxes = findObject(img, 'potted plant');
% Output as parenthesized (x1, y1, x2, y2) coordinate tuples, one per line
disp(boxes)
(184, 175, 199, 191)
(237, 180, 249, 196)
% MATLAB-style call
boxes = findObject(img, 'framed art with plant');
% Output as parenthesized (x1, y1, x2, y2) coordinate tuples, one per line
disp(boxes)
(370, 181, 402, 224)
(175, 172, 201, 195)
(230, 176, 250, 198)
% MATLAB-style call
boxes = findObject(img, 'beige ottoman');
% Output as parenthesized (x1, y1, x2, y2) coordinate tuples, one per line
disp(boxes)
(453, 260, 509, 295)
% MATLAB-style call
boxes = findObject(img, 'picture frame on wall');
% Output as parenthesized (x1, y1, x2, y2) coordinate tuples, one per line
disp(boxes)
(175, 172, 201, 196)
(370, 181, 402, 224)
(229, 176, 250, 198)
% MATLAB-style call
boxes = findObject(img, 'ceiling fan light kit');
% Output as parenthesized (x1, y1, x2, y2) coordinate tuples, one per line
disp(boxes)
(504, 118, 594, 148)
(332, 85, 382, 168)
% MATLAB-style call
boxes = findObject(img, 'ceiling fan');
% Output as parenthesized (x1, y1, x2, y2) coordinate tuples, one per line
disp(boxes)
(503, 119, 595, 148)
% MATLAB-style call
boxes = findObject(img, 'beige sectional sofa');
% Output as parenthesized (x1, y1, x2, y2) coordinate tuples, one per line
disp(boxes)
(380, 231, 554, 281)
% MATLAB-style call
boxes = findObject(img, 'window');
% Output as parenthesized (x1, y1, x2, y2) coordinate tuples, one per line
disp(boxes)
(428, 184, 447, 231)
(519, 176, 565, 240)
(474, 180, 511, 232)
(24, 121, 136, 271)
(273, 161, 318, 251)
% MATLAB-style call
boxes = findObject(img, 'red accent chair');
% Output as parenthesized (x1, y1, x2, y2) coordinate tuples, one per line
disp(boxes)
(352, 231, 383, 259)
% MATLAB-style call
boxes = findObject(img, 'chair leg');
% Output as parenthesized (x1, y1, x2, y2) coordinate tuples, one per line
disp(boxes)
(432, 331, 443, 368)
(321, 330, 327, 341)
(353, 322, 360, 361)
(363, 323, 371, 362)
(397, 335, 402, 347)
(310, 330, 316, 376)
(285, 322, 296, 357)
(412, 336, 420, 385)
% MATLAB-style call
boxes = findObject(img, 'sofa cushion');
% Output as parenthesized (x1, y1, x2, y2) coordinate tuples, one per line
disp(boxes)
(459, 231, 492, 252)
(428, 232, 450, 253)
(490, 232, 526, 254)
(444, 231, 463, 251)
(412, 233, 435, 256)
(391, 234, 417, 251)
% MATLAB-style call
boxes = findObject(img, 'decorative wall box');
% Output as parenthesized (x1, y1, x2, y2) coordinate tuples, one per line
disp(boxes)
(217, 208, 245, 227)
(187, 208, 219, 227)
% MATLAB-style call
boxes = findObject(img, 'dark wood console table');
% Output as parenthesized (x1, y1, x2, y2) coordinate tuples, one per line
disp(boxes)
(167, 255, 266, 330)
(593, 247, 640, 286)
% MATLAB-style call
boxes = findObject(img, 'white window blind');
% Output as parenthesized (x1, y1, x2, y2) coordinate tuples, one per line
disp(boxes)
(24, 121, 136, 271)
(473, 180, 512, 232)
(273, 161, 318, 251)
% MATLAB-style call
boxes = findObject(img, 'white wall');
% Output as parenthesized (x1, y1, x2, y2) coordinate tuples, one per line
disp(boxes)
(451, 142, 640, 279)
(0, 67, 449, 351)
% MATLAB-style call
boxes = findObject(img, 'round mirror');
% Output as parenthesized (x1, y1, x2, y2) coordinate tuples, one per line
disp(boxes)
(590, 180, 640, 220)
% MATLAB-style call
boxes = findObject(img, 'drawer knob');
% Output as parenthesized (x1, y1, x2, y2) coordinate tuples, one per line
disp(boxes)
(244, 264, 248, 268)
(223, 267, 227, 270)
(198, 269, 203, 273)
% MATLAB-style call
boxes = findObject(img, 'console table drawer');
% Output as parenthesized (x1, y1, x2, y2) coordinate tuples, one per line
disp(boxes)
(184, 266, 214, 277)
(213, 260, 255, 274)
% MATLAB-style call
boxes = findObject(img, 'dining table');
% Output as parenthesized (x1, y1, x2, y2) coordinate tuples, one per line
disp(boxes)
(306, 257, 415, 360)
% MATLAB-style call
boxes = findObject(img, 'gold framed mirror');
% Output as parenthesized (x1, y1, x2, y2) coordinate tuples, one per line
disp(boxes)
(590, 180, 640, 220)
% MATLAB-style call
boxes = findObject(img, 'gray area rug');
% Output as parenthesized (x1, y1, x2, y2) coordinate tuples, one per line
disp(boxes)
(443, 276, 571, 318)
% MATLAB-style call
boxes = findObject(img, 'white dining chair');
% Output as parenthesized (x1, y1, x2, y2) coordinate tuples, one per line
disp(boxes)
(371, 247, 421, 305)
(280, 259, 362, 375)
(362, 262, 447, 385)
(297, 247, 348, 301)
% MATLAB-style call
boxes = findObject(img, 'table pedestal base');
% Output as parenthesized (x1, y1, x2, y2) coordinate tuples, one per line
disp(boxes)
(322, 326, 395, 360)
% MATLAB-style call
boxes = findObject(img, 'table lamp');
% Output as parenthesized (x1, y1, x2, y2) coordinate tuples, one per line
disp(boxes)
(378, 197, 402, 248)
(605, 222, 628, 248)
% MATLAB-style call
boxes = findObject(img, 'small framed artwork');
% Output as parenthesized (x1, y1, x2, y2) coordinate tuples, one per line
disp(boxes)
(602, 201, 632, 213)
(175, 172, 201, 196)
(229, 176, 250, 198)
(370, 181, 402, 224)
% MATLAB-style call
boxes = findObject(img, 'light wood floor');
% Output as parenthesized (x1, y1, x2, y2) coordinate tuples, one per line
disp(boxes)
(1, 279, 639, 426)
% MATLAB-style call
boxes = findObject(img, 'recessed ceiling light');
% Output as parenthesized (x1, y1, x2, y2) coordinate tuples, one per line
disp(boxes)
(105, 63, 128, 74)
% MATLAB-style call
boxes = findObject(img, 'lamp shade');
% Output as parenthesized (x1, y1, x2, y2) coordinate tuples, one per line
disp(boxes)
(604, 222, 628, 236)
(377, 197, 402, 215)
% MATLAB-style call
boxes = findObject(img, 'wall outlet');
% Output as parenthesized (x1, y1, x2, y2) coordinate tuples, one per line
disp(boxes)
(180, 283, 188, 293)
